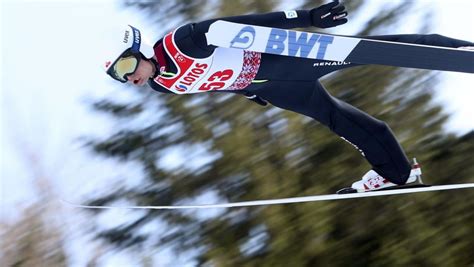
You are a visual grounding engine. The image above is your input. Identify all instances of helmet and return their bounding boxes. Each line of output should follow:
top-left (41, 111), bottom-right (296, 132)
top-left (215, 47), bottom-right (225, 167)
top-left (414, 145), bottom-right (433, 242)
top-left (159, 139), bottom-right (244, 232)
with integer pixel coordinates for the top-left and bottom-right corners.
top-left (103, 25), bottom-right (155, 81)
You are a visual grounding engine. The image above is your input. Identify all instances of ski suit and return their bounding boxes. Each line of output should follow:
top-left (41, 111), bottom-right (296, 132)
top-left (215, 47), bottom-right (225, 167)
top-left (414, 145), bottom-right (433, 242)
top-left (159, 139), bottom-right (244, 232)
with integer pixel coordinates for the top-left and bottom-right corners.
top-left (147, 10), bottom-right (474, 184)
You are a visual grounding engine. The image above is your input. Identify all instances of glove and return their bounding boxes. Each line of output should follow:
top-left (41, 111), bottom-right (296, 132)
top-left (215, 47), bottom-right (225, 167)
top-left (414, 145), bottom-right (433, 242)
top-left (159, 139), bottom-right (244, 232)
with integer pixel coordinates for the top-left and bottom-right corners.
top-left (310, 1), bottom-right (348, 28)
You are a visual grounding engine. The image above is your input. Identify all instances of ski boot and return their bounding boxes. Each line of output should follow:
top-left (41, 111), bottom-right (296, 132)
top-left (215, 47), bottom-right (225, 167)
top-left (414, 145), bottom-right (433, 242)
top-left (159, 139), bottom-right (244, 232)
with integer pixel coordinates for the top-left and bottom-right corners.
top-left (337, 158), bottom-right (429, 194)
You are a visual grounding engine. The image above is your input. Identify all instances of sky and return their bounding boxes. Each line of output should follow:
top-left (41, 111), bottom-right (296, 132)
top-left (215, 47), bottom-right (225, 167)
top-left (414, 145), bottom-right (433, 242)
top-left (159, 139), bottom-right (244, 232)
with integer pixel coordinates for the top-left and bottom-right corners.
top-left (1, 0), bottom-right (473, 266)
top-left (0, 1), bottom-right (184, 266)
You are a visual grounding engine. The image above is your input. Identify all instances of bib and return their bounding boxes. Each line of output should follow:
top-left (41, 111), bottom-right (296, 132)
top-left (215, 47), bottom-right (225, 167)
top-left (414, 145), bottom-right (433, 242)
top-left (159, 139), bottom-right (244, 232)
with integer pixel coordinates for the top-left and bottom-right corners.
top-left (154, 29), bottom-right (261, 94)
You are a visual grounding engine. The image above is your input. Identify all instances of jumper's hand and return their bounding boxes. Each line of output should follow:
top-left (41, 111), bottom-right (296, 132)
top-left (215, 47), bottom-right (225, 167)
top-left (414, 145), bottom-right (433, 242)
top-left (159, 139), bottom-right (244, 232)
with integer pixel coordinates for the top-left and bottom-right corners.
top-left (310, 1), bottom-right (348, 28)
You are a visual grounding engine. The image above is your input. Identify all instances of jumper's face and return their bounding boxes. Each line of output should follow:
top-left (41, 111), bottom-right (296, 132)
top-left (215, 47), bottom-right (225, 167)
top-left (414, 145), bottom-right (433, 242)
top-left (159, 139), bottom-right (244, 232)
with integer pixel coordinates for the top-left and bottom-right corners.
top-left (126, 58), bottom-right (155, 86)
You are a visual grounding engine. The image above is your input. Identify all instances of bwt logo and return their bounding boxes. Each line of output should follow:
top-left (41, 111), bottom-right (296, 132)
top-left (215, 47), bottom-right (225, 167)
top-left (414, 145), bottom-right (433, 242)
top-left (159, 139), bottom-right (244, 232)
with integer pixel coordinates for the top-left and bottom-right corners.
top-left (265, 29), bottom-right (335, 60)
top-left (230, 27), bottom-right (335, 59)
top-left (230, 26), bottom-right (256, 49)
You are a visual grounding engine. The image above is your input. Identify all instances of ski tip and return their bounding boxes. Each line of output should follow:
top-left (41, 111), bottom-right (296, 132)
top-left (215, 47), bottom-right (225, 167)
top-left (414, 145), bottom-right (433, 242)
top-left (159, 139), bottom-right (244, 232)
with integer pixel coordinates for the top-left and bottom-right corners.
top-left (336, 187), bottom-right (358, 194)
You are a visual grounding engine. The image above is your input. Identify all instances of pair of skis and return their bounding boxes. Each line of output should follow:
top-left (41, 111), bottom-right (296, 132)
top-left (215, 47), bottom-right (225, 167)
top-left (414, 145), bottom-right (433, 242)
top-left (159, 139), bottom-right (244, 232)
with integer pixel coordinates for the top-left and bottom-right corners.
top-left (65, 159), bottom-right (473, 210)
top-left (66, 22), bottom-right (473, 210)
top-left (206, 20), bottom-right (474, 73)
top-left (64, 184), bottom-right (474, 210)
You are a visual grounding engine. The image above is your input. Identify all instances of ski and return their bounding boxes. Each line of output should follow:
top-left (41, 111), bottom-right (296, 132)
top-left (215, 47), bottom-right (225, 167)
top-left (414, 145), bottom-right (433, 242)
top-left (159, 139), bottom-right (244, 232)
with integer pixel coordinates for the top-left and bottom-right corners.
top-left (336, 183), bottom-right (431, 194)
top-left (206, 20), bottom-right (474, 73)
top-left (63, 183), bottom-right (474, 210)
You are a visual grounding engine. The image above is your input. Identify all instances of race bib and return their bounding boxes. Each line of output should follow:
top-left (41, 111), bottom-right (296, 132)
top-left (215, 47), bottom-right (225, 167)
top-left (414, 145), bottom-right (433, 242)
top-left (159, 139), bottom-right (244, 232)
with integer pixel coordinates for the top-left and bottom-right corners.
top-left (155, 31), bottom-right (244, 94)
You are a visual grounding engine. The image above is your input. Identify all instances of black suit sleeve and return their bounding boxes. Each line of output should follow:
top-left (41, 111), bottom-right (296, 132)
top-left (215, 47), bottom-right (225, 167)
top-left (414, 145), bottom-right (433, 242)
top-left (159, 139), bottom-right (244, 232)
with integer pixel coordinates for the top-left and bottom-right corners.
top-left (194, 10), bottom-right (312, 33)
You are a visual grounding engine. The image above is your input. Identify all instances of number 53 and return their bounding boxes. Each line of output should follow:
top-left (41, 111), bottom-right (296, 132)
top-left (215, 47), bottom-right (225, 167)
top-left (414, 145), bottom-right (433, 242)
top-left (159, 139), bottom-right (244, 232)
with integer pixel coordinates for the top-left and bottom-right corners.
top-left (199, 69), bottom-right (234, 91)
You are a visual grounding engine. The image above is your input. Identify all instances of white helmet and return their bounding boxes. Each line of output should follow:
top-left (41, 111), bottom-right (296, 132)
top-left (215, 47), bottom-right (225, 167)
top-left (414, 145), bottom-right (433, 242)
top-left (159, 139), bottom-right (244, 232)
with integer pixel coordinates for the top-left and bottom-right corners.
top-left (103, 25), bottom-right (155, 82)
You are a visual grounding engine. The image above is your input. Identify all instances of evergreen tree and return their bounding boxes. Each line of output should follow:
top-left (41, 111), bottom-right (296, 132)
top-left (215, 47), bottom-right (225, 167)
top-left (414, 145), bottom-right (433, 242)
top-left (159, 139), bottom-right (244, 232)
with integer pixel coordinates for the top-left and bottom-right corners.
top-left (1, 205), bottom-right (68, 267)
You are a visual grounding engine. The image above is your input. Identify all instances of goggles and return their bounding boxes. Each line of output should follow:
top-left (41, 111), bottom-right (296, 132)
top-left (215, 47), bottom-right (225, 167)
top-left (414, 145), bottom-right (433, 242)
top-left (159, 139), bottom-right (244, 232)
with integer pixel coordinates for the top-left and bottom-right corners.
top-left (106, 25), bottom-right (148, 83)
top-left (106, 49), bottom-right (142, 83)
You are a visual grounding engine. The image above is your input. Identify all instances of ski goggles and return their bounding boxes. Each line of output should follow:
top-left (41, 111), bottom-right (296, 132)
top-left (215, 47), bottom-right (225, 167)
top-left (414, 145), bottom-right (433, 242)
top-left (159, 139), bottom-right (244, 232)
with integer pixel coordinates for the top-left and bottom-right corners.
top-left (106, 49), bottom-right (142, 83)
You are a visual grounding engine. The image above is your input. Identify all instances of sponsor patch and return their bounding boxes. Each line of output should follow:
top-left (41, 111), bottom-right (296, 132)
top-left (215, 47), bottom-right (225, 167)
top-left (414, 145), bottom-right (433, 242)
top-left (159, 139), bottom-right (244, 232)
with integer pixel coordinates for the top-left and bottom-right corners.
top-left (230, 26), bottom-right (256, 49)
top-left (284, 10), bottom-right (298, 19)
top-left (313, 61), bottom-right (351, 67)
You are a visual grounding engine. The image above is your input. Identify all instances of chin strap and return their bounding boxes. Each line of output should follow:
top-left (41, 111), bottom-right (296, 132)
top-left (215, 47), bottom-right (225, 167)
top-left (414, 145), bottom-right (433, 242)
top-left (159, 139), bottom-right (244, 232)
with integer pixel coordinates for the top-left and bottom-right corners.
top-left (148, 57), bottom-right (160, 79)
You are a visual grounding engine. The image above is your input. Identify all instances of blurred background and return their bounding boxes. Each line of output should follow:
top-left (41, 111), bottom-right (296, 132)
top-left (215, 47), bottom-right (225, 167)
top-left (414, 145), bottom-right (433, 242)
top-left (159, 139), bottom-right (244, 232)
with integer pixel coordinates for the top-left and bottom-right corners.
top-left (1, 0), bottom-right (473, 266)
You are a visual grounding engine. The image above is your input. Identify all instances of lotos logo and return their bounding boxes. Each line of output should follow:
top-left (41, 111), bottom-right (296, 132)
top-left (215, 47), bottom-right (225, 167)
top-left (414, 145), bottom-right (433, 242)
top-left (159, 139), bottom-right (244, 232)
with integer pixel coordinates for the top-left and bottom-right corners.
top-left (230, 26), bottom-right (256, 49)
top-left (265, 29), bottom-right (334, 60)
top-left (178, 63), bottom-right (208, 87)
top-left (174, 84), bottom-right (188, 92)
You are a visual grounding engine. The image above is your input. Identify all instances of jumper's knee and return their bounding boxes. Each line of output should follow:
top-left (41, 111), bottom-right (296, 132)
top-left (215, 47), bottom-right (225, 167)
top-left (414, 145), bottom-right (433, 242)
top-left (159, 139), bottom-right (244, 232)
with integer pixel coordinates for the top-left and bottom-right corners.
top-left (306, 86), bottom-right (335, 127)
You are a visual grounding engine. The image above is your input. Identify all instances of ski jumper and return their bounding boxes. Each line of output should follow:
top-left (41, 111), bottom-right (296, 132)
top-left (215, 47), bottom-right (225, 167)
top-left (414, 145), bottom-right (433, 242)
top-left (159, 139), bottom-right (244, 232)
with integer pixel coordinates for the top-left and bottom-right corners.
top-left (148, 10), bottom-right (474, 184)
